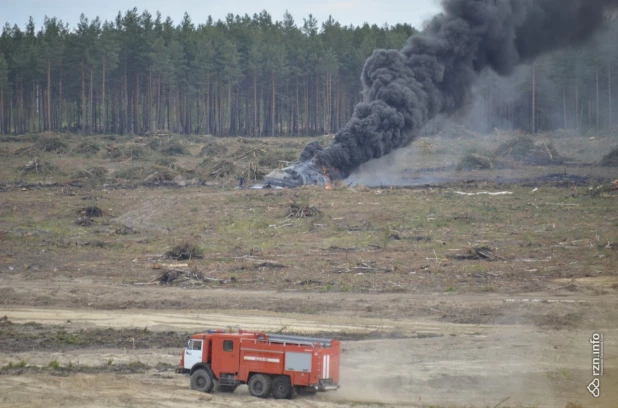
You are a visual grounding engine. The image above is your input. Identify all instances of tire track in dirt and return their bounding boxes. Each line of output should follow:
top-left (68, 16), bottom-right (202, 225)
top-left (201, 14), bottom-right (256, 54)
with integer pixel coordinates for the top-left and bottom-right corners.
top-left (0, 307), bottom-right (395, 333)
top-left (1, 306), bottom-right (616, 407)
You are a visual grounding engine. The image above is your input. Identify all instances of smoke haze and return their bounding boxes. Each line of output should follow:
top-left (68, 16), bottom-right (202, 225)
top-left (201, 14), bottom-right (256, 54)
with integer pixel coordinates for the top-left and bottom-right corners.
top-left (306, 0), bottom-right (618, 178)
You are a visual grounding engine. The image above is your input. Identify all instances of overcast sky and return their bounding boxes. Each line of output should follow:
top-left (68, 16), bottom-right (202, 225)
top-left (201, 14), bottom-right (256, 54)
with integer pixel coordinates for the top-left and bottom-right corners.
top-left (1, 0), bottom-right (442, 31)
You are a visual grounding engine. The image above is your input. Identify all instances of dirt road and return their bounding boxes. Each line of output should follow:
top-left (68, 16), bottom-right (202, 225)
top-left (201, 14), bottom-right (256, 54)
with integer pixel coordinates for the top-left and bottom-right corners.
top-left (1, 297), bottom-right (615, 408)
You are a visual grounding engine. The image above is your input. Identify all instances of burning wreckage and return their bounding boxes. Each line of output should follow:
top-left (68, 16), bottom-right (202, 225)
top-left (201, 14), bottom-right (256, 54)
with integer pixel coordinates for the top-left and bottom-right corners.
top-left (265, 0), bottom-right (618, 188)
top-left (263, 162), bottom-right (332, 189)
top-left (263, 141), bottom-right (335, 188)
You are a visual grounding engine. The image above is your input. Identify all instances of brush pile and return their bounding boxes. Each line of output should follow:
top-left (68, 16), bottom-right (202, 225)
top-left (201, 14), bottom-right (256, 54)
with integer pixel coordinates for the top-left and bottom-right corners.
top-left (77, 206), bottom-right (103, 218)
top-left (155, 269), bottom-right (228, 286)
top-left (457, 135), bottom-right (563, 171)
top-left (166, 243), bottom-right (204, 260)
top-left (447, 246), bottom-right (500, 261)
top-left (21, 159), bottom-right (57, 175)
top-left (287, 202), bottom-right (321, 218)
top-left (493, 135), bottom-right (561, 165)
top-left (199, 138), bottom-right (296, 181)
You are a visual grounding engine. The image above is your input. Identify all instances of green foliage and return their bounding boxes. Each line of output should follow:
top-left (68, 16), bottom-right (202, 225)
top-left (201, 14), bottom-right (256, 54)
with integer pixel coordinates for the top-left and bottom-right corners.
top-left (4, 8), bottom-right (618, 137)
top-left (166, 242), bottom-right (205, 260)
top-left (36, 137), bottom-right (69, 153)
top-left (55, 331), bottom-right (83, 345)
top-left (158, 140), bottom-right (189, 156)
top-left (48, 360), bottom-right (60, 370)
top-left (2, 360), bottom-right (27, 370)
top-left (104, 144), bottom-right (151, 161)
top-left (456, 153), bottom-right (492, 171)
top-left (0, 9), bottom-right (418, 137)
top-left (73, 140), bottom-right (101, 155)
top-left (102, 144), bottom-right (124, 160)
top-left (123, 145), bottom-right (151, 160)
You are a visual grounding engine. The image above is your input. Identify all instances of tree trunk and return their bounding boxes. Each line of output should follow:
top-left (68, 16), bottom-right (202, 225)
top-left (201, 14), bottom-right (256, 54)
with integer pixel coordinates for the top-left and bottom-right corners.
top-left (46, 60), bottom-right (51, 131)
top-left (102, 55), bottom-right (107, 134)
top-left (156, 75), bottom-right (161, 131)
top-left (253, 69), bottom-right (257, 136)
top-left (81, 61), bottom-right (86, 133)
top-left (183, 91), bottom-right (188, 134)
top-left (18, 82), bottom-right (23, 133)
top-left (124, 69), bottom-right (129, 134)
top-left (325, 72), bottom-right (329, 134)
top-left (295, 74), bottom-right (300, 135)
top-left (219, 86), bottom-right (224, 136)
top-left (134, 71), bottom-right (140, 135)
top-left (313, 74), bottom-right (323, 133)
top-left (89, 66), bottom-right (94, 133)
top-left (271, 72), bottom-right (276, 136)
top-left (37, 83), bottom-right (41, 131)
top-left (305, 74), bottom-right (309, 134)
top-left (228, 80), bottom-right (232, 135)
top-left (205, 77), bottom-right (210, 134)
top-left (58, 77), bottom-right (62, 132)
top-left (166, 88), bottom-right (170, 130)
top-left (147, 68), bottom-right (152, 134)
top-left (31, 81), bottom-right (36, 132)
top-left (0, 80), bottom-right (4, 133)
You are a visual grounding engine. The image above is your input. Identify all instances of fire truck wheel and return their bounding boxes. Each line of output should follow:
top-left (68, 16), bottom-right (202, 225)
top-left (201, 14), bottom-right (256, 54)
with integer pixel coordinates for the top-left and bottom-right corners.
top-left (190, 369), bottom-right (214, 393)
top-left (248, 373), bottom-right (272, 398)
top-left (272, 375), bottom-right (293, 399)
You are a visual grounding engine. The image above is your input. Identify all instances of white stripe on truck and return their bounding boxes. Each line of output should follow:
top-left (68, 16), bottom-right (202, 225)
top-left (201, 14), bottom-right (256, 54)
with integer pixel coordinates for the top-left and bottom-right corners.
top-left (322, 354), bottom-right (330, 378)
top-left (244, 356), bottom-right (280, 363)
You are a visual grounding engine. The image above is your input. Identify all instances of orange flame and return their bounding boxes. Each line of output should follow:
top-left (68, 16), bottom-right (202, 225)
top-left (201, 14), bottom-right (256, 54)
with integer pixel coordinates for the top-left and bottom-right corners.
top-left (322, 166), bottom-right (333, 190)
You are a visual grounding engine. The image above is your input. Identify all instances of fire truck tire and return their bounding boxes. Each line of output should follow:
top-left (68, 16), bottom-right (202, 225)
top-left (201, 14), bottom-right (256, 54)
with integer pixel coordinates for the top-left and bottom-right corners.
top-left (190, 369), bottom-right (214, 393)
top-left (272, 375), bottom-right (293, 399)
top-left (248, 373), bottom-right (272, 398)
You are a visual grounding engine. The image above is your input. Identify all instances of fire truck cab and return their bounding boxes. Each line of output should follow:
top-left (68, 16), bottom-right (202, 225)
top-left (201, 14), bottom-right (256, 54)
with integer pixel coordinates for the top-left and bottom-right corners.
top-left (177, 329), bottom-right (340, 399)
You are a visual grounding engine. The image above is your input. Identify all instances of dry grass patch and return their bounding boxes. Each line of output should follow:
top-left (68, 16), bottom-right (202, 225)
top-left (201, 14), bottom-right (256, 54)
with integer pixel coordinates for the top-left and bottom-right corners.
top-left (20, 158), bottom-right (58, 175)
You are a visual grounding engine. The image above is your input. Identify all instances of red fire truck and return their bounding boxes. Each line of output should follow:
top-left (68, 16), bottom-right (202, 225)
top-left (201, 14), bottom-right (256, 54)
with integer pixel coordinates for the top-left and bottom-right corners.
top-left (176, 329), bottom-right (340, 399)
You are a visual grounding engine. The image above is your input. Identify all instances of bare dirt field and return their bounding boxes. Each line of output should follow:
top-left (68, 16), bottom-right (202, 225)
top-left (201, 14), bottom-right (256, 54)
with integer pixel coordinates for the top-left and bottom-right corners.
top-left (1, 132), bottom-right (617, 407)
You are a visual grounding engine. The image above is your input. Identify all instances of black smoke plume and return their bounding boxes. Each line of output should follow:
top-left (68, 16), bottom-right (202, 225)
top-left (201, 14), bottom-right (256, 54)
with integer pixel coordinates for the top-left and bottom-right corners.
top-left (304, 0), bottom-right (618, 179)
